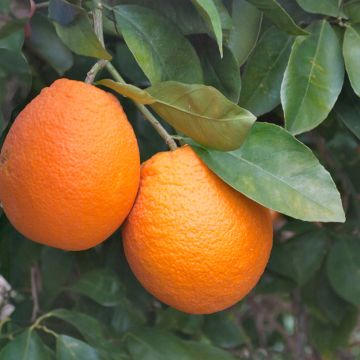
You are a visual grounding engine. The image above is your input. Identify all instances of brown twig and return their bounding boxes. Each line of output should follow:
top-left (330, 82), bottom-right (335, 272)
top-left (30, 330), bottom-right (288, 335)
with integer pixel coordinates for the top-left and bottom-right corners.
top-left (30, 264), bottom-right (41, 322)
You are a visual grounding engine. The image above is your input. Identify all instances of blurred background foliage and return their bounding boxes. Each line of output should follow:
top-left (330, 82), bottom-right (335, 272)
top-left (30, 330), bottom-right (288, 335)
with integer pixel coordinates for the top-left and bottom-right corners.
top-left (0, 0), bottom-right (359, 359)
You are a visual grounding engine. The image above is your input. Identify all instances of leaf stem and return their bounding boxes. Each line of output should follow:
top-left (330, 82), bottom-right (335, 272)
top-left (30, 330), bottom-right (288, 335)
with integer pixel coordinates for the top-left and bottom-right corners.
top-left (85, 2), bottom-right (177, 150)
top-left (35, 1), bottom-right (49, 9)
top-left (85, 2), bottom-right (107, 84)
top-left (105, 62), bottom-right (178, 150)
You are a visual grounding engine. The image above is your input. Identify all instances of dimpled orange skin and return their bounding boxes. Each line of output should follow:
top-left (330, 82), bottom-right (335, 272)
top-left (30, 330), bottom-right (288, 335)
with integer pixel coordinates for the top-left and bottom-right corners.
top-left (123, 146), bottom-right (273, 314)
top-left (0, 78), bottom-right (140, 251)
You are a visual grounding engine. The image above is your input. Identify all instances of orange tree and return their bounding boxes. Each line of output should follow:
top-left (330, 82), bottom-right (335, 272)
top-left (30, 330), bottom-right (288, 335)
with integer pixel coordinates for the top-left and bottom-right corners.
top-left (0, 0), bottom-right (359, 359)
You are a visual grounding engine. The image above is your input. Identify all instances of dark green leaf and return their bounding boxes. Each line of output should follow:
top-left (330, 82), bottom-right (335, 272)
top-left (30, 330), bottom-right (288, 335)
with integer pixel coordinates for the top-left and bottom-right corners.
top-left (0, 28), bottom-right (24, 50)
top-left (203, 312), bottom-right (245, 348)
top-left (125, 328), bottom-right (235, 360)
top-left (327, 236), bottom-right (360, 305)
top-left (246, 0), bottom-right (308, 35)
top-left (191, 0), bottom-right (223, 56)
top-left (227, 0), bottom-right (262, 66)
top-left (185, 341), bottom-right (236, 360)
top-left (192, 122), bottom-right (345, 222)
top-left (333, 85), bottom-right (360, 139)
top-left (309, 306), bottom-right (358, 355)
top-left (268, 231), bottom-right (327, 285)
top-left (343, 24), bottom-right (360, 96)
top-left (111, 300), bottom-right (146, 334)
top-left (112, 5), bottom-right (203, 84)
top-left (0, 329), bottom-right (51, 360)
top-left (27, 14), bottom-right (73, 75)
top-left (344, 0), bottom-right (360, 24)
top-left (125, 329), bottom-right (191, 360)
top-left (240, 27), bottom-right (293, 116)
top-left (70, 269), bottom-right (124, 306)
top-left (197, 40), bottom-right (241, 103)
top-left (281, 20), bottom-right (344, 135)
top-left (156, 308), bottom-right (204, 336)
top-left (48, 0), bottom-right (83, 26)
top-left (100, 80), bottom-right (255, 151)
top-left (296, 0), bottom-right (345, 18)
top-left (50, 309), bottom-right (106, 347)
top-left (53, 12), bottom-right (111, 60)
top-left (302, 265), bottom-right (352, 325)
top-left (56, 335), bottom-right (101, 360)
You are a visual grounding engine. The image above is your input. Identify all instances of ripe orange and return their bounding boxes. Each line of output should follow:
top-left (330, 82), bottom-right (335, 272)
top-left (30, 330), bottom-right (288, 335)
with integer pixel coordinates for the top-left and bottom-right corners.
top-left (0, 79), bottom-right (140, 251)
top-left (123, 146), bottom-right (273, 314)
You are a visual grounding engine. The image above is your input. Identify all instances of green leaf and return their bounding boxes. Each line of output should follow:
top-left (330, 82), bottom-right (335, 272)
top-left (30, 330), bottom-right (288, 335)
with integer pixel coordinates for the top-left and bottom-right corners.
top-left (197, 40), bottom-right (241, 103)
top-left (125, 328), bottom-right (235, 360)
top-left (203, 313), bottom-right (245, 348)
top-left (53, 12), bottom-right (111, 60)
top-left (112, 5), bottom-right (203, 84)
top-left (48, 0), bottom-right (83, 26)
top-left (192, 122), bottom-right (345, 222)
top-left (125, 329), bottom-right (191, 360)
top-left (268, 231), bottom-right (327, 285)
top-left (56, 335), bottom-right (101, 360)
top-left (27, 13), bottom-right (73, 75)
top-left (240, 26), bottom-right (293, 116)
top-left (296, 0), bottom-right (345, 18)
top-left (343, 24), bottom-right (360, 96)
top-left (0, 28), bottom-right (24, 50)
top-left (191, 0), bottom-right (223, 56)
top-left (281, 20), bottom-right (344, 135)
top-left (344, 0), bottom-right (360, 24)
top-left (327, 236), bottom-right (360, 305)
top-left (227, 0), bottom-right (262, 66)
top-left (70, 269), bottom-right (124, 306)
top-left (185, 342), bottom-right (236, 360)
top-left (0, 329), bottom-right (51, 360)
top-left (333, 85), bottom-right (360, 139)
top-left (156, 308), bottom-right (204, 336)
top-left (147, 81), bottom-right (255, 151)
top-left (49, 309), bottom-right (106, 347)
top-left (308, 306), bottom-right (358, 356)
top-left (302, 265), bottom-right (352, 325)
top-left (100, 80), bottom-right (255, 151)
top-left (246, 0), bottom-right (308, 35)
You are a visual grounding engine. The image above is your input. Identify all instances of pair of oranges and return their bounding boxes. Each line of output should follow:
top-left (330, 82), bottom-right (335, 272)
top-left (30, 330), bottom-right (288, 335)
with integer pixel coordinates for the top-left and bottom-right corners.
top-left (0, 79), bottom-right (272, 314)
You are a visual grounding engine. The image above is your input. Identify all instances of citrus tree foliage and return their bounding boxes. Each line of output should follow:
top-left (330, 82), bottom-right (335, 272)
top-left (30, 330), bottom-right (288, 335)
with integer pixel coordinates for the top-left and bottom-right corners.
top-left (0, 0), bottom-right (359, 359)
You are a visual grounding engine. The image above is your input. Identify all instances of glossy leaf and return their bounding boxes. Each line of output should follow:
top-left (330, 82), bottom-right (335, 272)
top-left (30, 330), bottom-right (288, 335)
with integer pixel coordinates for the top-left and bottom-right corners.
top-left (27, 13), bottom-right (73, 75)
top-left (240, 27), bottom-right (293, 115)
top-left (268, 231), bottom-right (327, 285)
top-left (197, 40), bottom-right (241, 102)
top-left (70, 269), bottom-right (124, 306)
top-left (125, 328), bottom-right (235, 360)
top-left (343, 24), bottom-right (360, 96)
top-left (100, 80), bottom-right (255, 151)
top-left (333, 86), bottom-right (360, 139)
top-left (281, 20), bottom-right (344, 135)
top-left (0, 329), bottom-right (51, 359)
top-left (191, 0), bottom-right (223, 56)
top-left (327, 237), bottom-right (360, 305)
top-left (246, 0), bottom-right (308, 35)
top-left (296, 0), bottom-right (345, 18)
top-left (53, 13), bottom-right (111, 60)
top-left (112, 5), bottom-right (203, 84)
top-left (50, 309), bottom-right (106, 346)
top-left (192, 122), bottom-right (345, 222)
top-left (56, 335), bottom-right (101, 360)
top-left (227, 0), bottom-right (262, 66)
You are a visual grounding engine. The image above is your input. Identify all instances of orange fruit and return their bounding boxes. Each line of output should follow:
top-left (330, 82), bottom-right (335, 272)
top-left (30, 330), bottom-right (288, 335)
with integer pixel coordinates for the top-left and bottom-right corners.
top-left (123, 146), bottom-right (273, 314)
top-left (0, 79), bottom-right (140, 251)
